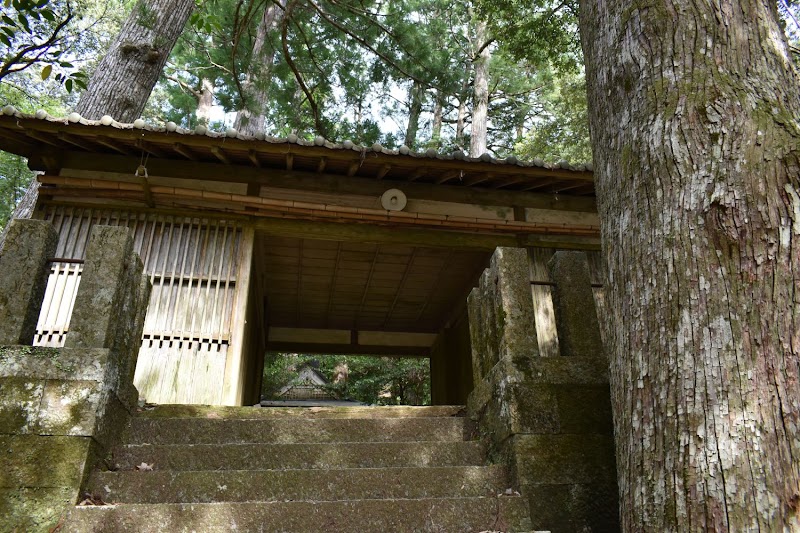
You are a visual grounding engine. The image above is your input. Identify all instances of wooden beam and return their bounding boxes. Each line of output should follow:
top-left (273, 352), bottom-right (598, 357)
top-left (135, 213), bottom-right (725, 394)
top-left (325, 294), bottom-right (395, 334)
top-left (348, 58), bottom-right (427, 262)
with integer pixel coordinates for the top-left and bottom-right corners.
top-left (266, 341), bottom-right (429, 357)
top-left (254, 217), bottom-right (600, 250)
top-left (347, 161), bottom-right (360, 177)
top-left (56, 152), bottom-right (598, 212)
top-left (376, 164), bottom-right (391, 180)
top-left (210, 146), bottom-right (231, 165)
top-left (135, 138), bottom-right (168, 158)
top-left (316, 157), bottom-right (327, 173)
top-left (58, 132), bottom-right (97, 152)
top-left (23, 130), bottom-right (65, 148)
top-left (409, 168), bottom-right (426, 182)
top-left (95, 136), bottom-right (136, 156)
top-left (174, 143), bottom-right (199, 161)
top-left (436, 170), bottom-right (461, 185)
top-left (248, 150), bottom-right (261, 168)
top-left (490, 176), bottom-right (526, 189)
top-left (285, 152), bottom-right (294, 171)
top-left (464, 173), bottom-right (490, 186)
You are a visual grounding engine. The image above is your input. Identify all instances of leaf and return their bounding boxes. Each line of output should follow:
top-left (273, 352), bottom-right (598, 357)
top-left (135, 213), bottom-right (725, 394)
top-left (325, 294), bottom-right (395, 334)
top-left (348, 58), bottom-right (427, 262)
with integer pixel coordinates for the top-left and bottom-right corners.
top-left (40, 64), bottom-right (51, 80)
top-left (65, 78), bottom-right (72, 92)
top-left (40, 9), bottom-right (54, 21)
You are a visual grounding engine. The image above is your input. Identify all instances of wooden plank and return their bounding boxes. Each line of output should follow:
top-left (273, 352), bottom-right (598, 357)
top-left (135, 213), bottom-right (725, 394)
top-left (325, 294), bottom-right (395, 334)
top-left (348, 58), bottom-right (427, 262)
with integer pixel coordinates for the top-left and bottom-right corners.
top-left (54, 152), bottom-right (597, 211)
top-left (222, 225), bottom-right (254, 406)
top-left (528, 247), bottom-right (560, 357)
top-left (266, 341), bottom-right (429, 357)
top-left (254, 216), bottom-right (600, 250)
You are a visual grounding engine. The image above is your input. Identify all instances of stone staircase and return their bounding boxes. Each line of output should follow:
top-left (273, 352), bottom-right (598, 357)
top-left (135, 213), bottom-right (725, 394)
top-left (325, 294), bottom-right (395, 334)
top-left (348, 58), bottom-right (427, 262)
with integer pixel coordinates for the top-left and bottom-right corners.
top-left (61, 405), bottom-right (532, 532)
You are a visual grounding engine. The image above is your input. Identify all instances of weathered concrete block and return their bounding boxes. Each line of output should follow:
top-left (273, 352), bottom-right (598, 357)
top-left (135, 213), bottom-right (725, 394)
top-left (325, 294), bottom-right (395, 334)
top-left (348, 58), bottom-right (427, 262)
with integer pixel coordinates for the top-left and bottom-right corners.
top-left (524, 482), bottom-right (620, 533)
top-left (510, 434), bottom-right (617, 486)
top-left (0, 346), bottom-right (108, 382)
top-left (0, 220), bottom-right (57, 345)
top-left (0, 377), bottom-right (44, 434)
top-left (548, 251), bottom-right (604, 357)
top-left (1, 435), bottom-right (94, 488)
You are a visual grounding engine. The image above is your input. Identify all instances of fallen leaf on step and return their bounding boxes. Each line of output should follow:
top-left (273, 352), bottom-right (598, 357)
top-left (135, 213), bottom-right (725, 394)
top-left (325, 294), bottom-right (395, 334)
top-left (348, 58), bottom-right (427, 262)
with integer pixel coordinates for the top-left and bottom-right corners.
top-left (135, 462), bottom-right (154, 471)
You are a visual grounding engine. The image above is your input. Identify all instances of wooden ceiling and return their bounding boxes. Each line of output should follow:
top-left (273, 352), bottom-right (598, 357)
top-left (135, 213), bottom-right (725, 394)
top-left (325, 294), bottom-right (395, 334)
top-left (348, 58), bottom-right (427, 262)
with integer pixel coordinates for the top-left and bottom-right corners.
top-left (256, 233), bottom-right (489, 334)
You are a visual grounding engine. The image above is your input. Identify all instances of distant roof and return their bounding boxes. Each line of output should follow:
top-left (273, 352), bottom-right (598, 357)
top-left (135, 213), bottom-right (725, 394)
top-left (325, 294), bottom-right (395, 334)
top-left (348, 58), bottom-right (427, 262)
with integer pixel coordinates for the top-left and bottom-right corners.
top-left (0, 106), bottom-right (595, 196)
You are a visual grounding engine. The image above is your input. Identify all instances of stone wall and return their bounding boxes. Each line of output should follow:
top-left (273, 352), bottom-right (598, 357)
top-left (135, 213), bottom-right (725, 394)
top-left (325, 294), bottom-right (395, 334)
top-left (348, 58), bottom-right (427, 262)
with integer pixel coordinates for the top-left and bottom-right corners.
top-left (467, 247), bottom-right (619, 532)
top-left (0, 221), bottom-right (150, 532)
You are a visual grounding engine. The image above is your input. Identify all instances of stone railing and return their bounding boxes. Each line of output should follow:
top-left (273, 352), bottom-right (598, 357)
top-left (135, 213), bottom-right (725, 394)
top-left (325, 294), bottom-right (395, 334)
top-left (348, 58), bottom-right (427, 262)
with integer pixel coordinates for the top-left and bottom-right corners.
top-left (467, 247), bottom-right (618, 532)
top-left (0, 220), bottom-right (150, 532)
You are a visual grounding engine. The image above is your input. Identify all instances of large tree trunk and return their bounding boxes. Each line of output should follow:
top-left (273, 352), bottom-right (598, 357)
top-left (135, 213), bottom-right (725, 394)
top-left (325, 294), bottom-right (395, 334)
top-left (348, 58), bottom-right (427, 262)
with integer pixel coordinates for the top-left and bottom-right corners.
top-left (0, 0), bottom-right (194, 252)
top-left (470, 21), bottom-right (490, 158)
top-left (404, 81), bottom-right (424, 148)
top-left (233, 1), bottom-right (285, 136)
top-left (195, 78), bottom-right (215, 126)
top-left (76, 0), bottom-right (194, 122)
top-left (429, 91), bottom-right (443, 149)
top-left (580, 0), bottom-right (800, 530)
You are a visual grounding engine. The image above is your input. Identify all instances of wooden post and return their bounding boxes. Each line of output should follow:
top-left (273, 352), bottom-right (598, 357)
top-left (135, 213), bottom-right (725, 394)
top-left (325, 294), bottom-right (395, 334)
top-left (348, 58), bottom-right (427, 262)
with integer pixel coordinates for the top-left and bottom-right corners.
top-left (222, 226), bottom-right (255, 406)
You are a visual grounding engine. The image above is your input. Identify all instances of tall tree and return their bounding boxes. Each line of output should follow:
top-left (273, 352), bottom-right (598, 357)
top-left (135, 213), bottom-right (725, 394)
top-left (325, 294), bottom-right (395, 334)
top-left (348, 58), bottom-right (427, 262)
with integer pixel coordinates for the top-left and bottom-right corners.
top-left (1, 0), bottom-right (195, 251)
top-left (469, 18), bottom-right (490, 157)
top-left (76, 0), bottom-right (195, 121)
top-left (580, 0), bottom-right (800, 530)
top-left (232, 0), bottom-right (285, 135)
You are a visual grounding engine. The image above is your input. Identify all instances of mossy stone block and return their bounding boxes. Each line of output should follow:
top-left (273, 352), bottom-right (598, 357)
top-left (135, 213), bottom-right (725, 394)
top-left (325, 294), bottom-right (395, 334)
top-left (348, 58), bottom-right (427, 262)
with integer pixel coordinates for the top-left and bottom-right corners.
top-left (0, 220), bottom-right (57, 346)
top-left (555, 384), bottom-right (614, 434)
top-left (511, 433), bottom-right (617, 485)
top-left (38, 380), bottom-right (103, 436)
top-left (0, 486), bottom-right (78, 533)
top-left (524, 482), bottom-right (620, 533)
top-left (0, 435), bottom-right (93, 488)
top-left (516, 356), bottom-right (610, 384)
top-left (0, 378), bottom-right (44, 434)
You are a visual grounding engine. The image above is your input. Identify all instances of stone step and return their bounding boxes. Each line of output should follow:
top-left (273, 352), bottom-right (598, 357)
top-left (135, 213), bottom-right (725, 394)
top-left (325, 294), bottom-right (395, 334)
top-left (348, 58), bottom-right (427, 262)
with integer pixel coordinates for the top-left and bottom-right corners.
top-left (89, 466), bottom-right (510, 504)
top-left (63, 496), bottom-right (533, 533)
top-left (112, 441), bottom-right (486, 471)
top-left (136, 404), bottom-right (467, 420)
top-left (126, 416), bottom-right (468, 445)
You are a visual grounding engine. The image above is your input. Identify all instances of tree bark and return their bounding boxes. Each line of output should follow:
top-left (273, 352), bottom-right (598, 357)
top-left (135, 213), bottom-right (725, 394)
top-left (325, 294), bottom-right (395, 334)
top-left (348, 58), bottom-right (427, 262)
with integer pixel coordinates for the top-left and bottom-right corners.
top-left (404, 81), bottom-right (424, 148)
top-left (580, 0), bottom-right (800, 530)
top-left (233, 1), bottom-right (285, 136)
top-left (0, 0), bottom-right (195, 253)
top-left (429, 91), bottom-right (444, 149)
top-left (195, 78), bottom-right (215, 126)
top-left (76, 0), bottom-right (195, 122)
top-left (470, 21), bottom-right (490, 158)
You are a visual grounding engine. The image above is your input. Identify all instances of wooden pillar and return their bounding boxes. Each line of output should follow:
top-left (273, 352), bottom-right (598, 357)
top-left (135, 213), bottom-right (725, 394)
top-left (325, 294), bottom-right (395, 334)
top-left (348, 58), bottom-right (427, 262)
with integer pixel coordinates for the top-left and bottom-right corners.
top-left (222, 226), bottom-right (255, 406)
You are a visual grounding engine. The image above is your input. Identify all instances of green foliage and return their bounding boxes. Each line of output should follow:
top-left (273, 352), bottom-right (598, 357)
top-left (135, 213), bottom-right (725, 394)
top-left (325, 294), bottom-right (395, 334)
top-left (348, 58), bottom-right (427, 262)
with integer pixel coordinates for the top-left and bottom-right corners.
top-left (263, 353), bottom-right (431, 406)
top-left (0, 150), bottom-right (34, 233)
top-left (475, 0), bottom-right (581, 71)
top-left (515, 71), bottom-right (592, 163)
top-left (0, 0), bottom-right (88, 91)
